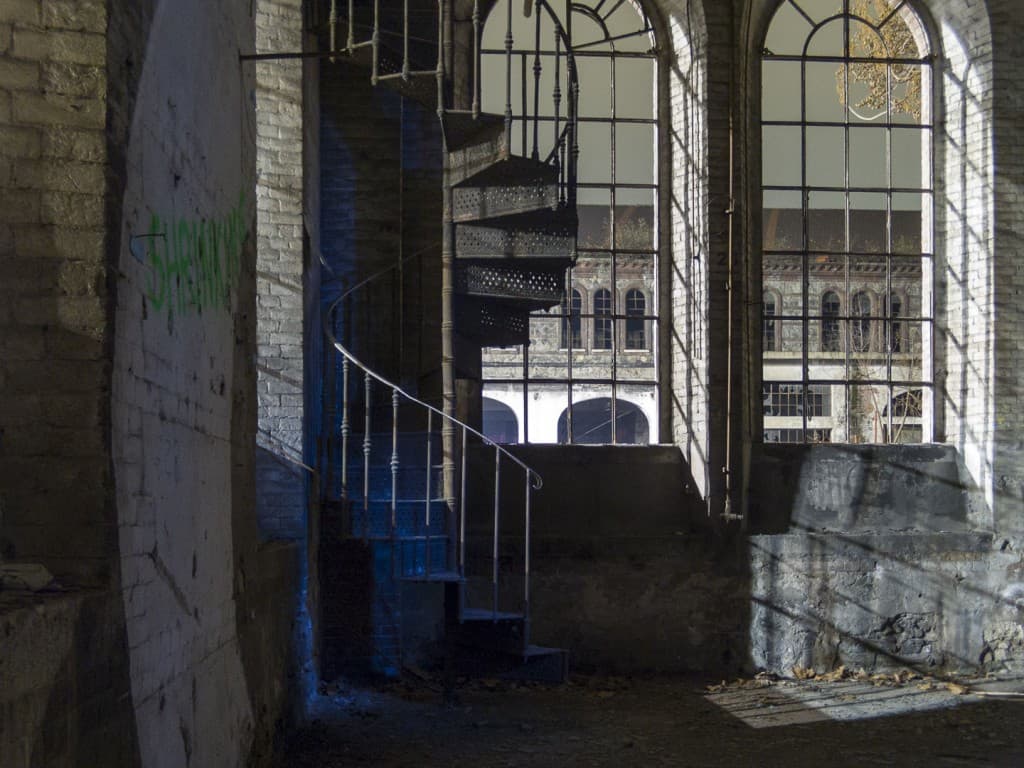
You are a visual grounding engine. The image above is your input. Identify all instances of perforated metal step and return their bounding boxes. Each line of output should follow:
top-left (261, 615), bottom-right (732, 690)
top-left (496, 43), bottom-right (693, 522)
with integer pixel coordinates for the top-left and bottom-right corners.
top-left (455, 260), bottom-right (566, 309)
top-left (456, 207), bottom-right (576, 260)
top-left (454, 296), bottom-right (531, 348)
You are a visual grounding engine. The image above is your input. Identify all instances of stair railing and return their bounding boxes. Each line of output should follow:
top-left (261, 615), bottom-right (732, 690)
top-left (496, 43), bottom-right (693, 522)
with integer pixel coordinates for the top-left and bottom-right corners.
top-left (481, 0), bottom-right (579, 208)
top-left (322, 250), bottom-right (543, 621)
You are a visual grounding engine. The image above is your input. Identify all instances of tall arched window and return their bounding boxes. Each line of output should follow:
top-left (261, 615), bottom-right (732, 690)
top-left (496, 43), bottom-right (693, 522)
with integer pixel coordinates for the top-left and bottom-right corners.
top-left (593, 289), bottom-right (613, 350)
top-left (762, 0), bottom-right (933, 444)
top-left (852, 291), bottom-right (871, 352)
top-left (763, 291), bottom-right (778, 352)
top-left (478, 0), bottom-right (660, 445)
top-left (625, 289), bottom-right (646, 350)
top-left (561, 288), bottom-right (583, 349)
top-left (821, 291), bottom-right (841, 352)
top-left (888, 292), bottom-right (902, 353)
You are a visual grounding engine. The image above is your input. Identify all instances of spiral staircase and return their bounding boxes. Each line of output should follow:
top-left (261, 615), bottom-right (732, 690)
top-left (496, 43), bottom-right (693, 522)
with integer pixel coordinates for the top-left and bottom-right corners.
top-left (318, 0), bottom-right (577, 682)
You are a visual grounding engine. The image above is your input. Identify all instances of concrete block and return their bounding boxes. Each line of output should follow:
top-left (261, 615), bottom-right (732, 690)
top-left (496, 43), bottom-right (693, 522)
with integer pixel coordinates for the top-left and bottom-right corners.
top-left (0, 124), bottom-right (41, 158)
top-left (0, 0), bottom-right (39, 24)
top-left (0, 57), bottom-right (39, 89)
top-left (11, 28), bottom-right (105, 66)
top-left (12, 91), bottom-right (103, 128)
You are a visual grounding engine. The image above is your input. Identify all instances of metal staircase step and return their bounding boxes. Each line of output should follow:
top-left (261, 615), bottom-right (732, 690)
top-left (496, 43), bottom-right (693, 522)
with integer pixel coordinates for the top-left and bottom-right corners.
top-left (456, 212), bottom-right (576, 261)
top-left (442, 112), bottom-right (506, 153)
top-left (401, 569), bottom-right (463, 583)
top-left (456, 608), bottom-right (527, 655)
top-left (455, 260), bottom-right (566, 308)
top-left (453, 161), bottom-right (559, 223)
top-left (454, 296), bottom-right (530, 348)
top-left (446, 122), bottom-right (510, 185)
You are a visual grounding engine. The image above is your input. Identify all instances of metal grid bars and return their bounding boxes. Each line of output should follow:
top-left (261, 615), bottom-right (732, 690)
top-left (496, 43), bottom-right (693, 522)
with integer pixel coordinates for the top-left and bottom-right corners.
top-left (761, 0), bottom-right (934, 445)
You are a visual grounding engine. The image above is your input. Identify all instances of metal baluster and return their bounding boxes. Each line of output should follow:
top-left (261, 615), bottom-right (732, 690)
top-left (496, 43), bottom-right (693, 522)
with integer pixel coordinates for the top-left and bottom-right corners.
top-left (402, 0), bottom-right (410, 80)
top-left (341, 356), bottom-right (350, 500)
top-left (363, 372), bottom-right (372, 540)
top-left (521, 54), bottom-right (528, 155)
top-left (567, 0), bottom-right (578, 209)
top-left (504, 0), bottom-right (513, 142)
top-left (346, 0), bottom-right (354, 52)
top-left (553, 33), bottom-right (562, 203)
top-left (425, 410), bottom-right (433, 578)
top-left (459, 425), bottom-right (467, 575)
top-left (532, 0), bottom-right (542, 160)
top-left (371, 0), bottom-right (380, 85)
top-left (472, 0), bottom-right (481, 118)
top-left (492, 446), bottom-right (500, 620)
top-left (330, 0), bottom-right (338, 62)
top-left (390, 388), bottom-right (399, 538)
top-left (524, 469), bottom-right (531, 629)
top-left (436, 0), bottom-right (444, 115)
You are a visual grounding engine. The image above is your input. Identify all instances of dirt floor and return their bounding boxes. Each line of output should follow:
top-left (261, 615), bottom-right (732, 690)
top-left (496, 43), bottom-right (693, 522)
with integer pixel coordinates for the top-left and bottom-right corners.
top-left (279, 671), bottom-right (1024, 767)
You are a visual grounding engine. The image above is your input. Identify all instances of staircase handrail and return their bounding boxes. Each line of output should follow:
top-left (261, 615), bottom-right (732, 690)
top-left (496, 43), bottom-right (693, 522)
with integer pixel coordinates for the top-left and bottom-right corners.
top-left (322, 250), bottom-right (544, 491)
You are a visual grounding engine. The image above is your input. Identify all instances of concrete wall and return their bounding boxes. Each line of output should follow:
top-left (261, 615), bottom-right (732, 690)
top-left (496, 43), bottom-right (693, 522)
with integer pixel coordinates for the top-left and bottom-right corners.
top-left (2, 0), bottom-right (306, 765)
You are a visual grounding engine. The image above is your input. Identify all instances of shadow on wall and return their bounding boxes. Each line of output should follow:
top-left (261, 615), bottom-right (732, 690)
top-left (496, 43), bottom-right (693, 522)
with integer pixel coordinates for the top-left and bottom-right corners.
top-left (745, 443), bottom-right (1024, 676)
top-left (467, 444), bottom-right (754, 675)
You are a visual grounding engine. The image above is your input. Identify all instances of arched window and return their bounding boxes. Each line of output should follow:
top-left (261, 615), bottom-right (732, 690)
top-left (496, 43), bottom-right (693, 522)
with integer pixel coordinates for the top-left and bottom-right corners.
top-left (478, 0), bottom-right (660, 444)
top-left (821, 291), bottom-right (840, 352)
top-left (888, 292), bottom-right (902, 353)
top-left (625, 289), bottom-right (646, 350)
top-left (557, 398), bottom-right (649, 445)
top-left (763, 291), bottom-right (778, 352)
top-left (762, 0), bottom-right (934, 443)
top-left (852, 291), bottom-right (871, 352)
top-left (593, 289), bottom-right (613, 350)
top-left (482, 398), bottom-right (519, 444)
top-left (561, 288), bottom-right (583, 349)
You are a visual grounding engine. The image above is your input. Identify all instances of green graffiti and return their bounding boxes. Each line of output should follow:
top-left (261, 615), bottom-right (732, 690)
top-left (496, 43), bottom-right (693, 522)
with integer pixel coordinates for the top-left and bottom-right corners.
top-left (144, 192), bottom-right (247, 317)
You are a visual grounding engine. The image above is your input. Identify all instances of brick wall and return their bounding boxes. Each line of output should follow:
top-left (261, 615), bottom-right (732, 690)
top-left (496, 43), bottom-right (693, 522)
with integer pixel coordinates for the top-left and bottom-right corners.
top-left (255, 0), bottom-right (308, 540)
top-left (0, 0), bottom-right (112, 585)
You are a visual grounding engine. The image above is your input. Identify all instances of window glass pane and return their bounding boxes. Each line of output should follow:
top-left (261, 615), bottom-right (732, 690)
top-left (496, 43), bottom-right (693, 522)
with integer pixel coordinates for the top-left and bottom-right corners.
top-left (891, 127), bottom-right (924, 189)
top-left (763, 126), bottom-right (803, 187)
top-left (577, 123), bottom-right (611, 183)
top-left (797, 0), bottom-right (844, 26)
top-left (848, 384), bottom-right (885, 443)
top-left (806, 18), bottom-right (844, 57)
top-left (892, 192), bottom-right (929, 253)
top-left (806, 62), bottom-right (847, 123)
top-left (808, 190), bottom-right (845, 251)
top-left (849, 127), bottom-right (888, 189)
top-left (850, 192), bottom-right (887, 253)
top-left (763, 60), bottom-right (802, 122)
top-left (615, 124), bottom-right (655, 185)
top-left (765, 2), bottom-right (813, 56)
top-left (578, 187), bottom-right (611, 249)
top-left (806, 126), bottom-right (845, 187)
top-left (577, 57), bottom-right (614, 118)
top-left (889, 64), bottom-right (925, 125)
top-left (615, 58), bottom-right (655, 119)
top-left (763, 191), bottom-right (803, 250)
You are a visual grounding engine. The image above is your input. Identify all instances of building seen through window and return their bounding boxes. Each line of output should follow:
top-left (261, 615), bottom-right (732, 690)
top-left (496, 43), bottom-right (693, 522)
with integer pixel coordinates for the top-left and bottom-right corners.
top-left (480, 0), bottom-right (658, 445)
top-left (761, 0), bottom-right (933, 444)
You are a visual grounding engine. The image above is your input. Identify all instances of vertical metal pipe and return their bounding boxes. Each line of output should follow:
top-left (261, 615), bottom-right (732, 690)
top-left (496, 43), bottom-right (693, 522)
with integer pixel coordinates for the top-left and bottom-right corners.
top-left (390, 388), bottom-right (399, 537)
top-left (330, 0), bottom-right (338, 62)
top-left (504, 0), bottom-right (514, 142)
top-left (522, 54), bottom-right (528, 153)
top-left (363, 372), bottom-right (372, 540)
top-left (459, 426), bottom-right (467, 574)
top-left (437, 0), bottom-right (445, 115)
top-left (472, 0), bottom-right (481, 117)
top-left (371, 0), bottom-right (380, 85)
top-left (346, 0), bottom-right (354, 52)
top-left (402, 0), bottom-right (410, 79)
top-left (425, 410), bottom-right (434, 577)
top-left (492, 446), bottom-right (501, 620)
top-left (522, 341), bottom-right (530, 443)
top-left (341, 355), bottom-right (350, 500)
top-left (553, 33), bottom-right (562, 200)
top-left (532, 1), bottom-right (541, 160)
top-left (523, 469), bottom-right (531, 624)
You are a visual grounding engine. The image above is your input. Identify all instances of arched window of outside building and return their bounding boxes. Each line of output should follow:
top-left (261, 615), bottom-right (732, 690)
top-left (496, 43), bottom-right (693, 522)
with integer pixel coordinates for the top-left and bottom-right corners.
top-left (625, 289), bottom-right (646, 350)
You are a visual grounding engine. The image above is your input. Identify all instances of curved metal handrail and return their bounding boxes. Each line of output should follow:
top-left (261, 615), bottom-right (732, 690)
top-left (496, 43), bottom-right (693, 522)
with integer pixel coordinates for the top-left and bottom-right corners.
top-left (322, 247), bottom-right (543, 490)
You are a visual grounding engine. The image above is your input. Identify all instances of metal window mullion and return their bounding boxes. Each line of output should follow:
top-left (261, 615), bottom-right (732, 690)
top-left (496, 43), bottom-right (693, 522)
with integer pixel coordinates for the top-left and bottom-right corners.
top-left (842, 11), bottom-right (852, 442)
top-left (566, 264), bottom-right (574, 443)
top-left (800, 56), bottom-right (810, 442)
top-left (609, 54), bottom-right (618, 444)
top-left (885, 60), bottom-right (895, 442)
